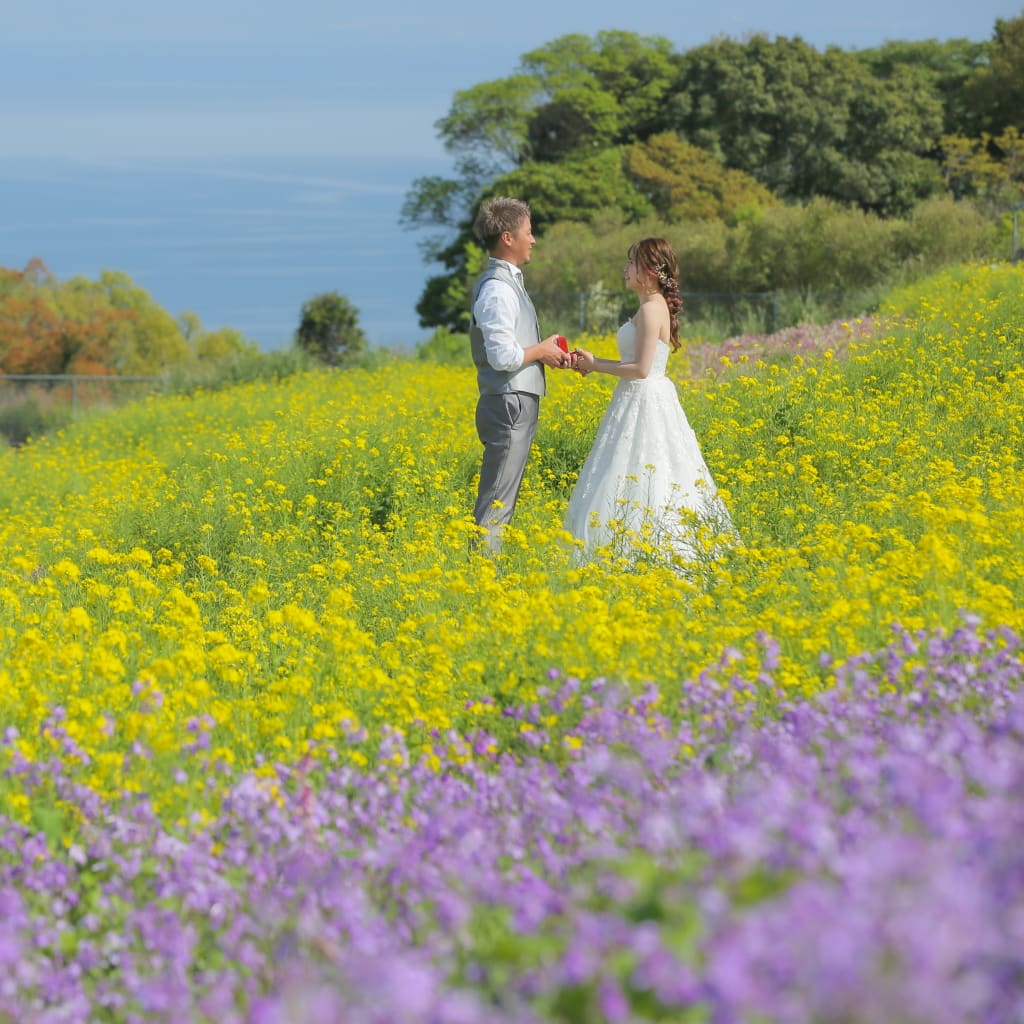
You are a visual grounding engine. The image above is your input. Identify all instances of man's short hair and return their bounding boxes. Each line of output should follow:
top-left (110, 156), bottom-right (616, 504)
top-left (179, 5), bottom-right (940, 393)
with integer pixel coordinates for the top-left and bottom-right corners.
top-left (473, 197), bottom-right (531, 249)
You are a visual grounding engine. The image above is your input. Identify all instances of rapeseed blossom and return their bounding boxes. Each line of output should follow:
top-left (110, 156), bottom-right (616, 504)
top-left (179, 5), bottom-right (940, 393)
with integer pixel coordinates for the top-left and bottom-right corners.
top-left (0, 262), bottom-right (1021, 816)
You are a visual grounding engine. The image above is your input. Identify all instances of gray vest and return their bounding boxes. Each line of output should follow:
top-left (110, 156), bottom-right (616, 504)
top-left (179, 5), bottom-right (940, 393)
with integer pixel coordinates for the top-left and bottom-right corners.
top-left (470, 261), bottom-right (546, 397)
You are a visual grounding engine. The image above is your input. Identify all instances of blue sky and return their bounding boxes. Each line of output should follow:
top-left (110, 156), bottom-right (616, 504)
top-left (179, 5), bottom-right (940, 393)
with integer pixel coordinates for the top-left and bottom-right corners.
top-left (3, 0), bottom-right (1020, 164)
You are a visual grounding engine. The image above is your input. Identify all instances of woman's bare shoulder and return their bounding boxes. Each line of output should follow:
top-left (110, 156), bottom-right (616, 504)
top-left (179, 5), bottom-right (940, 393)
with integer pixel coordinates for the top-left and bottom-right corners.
top-left (634, 298), bottom-right (670, 340)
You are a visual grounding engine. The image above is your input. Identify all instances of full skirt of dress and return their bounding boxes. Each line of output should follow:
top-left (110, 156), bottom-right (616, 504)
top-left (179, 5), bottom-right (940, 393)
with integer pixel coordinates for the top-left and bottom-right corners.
top-left (564, 372), bottom-right (733, 562)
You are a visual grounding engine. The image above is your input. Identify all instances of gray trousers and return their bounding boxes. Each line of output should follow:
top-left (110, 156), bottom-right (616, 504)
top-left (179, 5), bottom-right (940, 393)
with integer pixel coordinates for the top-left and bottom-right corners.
top-left (473, 391), bottom-right (540, 551)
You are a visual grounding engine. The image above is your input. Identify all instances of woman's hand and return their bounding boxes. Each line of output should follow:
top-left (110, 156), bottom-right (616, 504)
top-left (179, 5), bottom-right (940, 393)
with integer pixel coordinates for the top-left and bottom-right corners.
top-left (572, 348), bottom-right (595, 376)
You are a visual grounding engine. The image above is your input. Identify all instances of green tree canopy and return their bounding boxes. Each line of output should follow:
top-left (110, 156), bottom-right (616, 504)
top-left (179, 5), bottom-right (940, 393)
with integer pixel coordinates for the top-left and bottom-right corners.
top-left (67, 270), bottom-right (191, 375)
top-left (295, 292), bottom-right (367, 367)
top-left (402, 26), bottom-right (1008, 330)
top-left (414, 241), bottom-right (487, 335)
top-left (665, 34), bottom-right (944, 214)
top-left (401, 29), bottom-right (675, 239)
top-left (519, 30), bottom-right (677, 159)
top-left (965, 13), bottom-right (1024, 135)
top-left (485, 148), bottom-right (654, 231)
top-left (852, 37), bottom-right (991, 137)
top-left (435, 74), bottom-right (540, 174)
top-left (623, 132), bottom-right (778, 223)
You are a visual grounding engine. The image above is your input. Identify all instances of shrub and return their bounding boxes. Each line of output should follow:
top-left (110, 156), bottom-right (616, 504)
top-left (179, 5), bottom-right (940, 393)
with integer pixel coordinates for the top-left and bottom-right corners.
top-left (295, 291), bottom-right (368, 367)
top-left (0, 396), bottom-right (72, 447)
top-left (416, 327), bottom-right (473, 366)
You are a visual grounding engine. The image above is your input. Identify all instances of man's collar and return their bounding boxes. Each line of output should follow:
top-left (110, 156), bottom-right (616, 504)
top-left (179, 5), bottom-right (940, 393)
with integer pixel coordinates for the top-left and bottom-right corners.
top-left (489, 256), bottom-right (522, 276)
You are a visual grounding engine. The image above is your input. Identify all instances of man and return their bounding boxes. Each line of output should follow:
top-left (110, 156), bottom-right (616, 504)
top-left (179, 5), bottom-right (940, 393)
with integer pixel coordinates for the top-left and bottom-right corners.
top-left (469, 197), bottom-right (569, 552)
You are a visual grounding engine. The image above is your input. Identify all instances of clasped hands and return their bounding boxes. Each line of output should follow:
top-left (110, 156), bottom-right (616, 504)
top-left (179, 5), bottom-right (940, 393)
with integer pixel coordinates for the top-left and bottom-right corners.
top-left (542, 335), bottom-right (595, 377)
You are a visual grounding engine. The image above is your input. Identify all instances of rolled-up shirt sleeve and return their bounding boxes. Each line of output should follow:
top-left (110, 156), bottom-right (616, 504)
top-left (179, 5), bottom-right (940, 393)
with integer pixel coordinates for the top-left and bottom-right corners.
top-left (474, 278), bottom-right (525, 372)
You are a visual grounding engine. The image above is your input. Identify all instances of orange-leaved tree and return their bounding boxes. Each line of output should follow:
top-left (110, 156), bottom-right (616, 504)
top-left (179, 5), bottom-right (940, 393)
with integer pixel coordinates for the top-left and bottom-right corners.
top-left (0, 259), bottom-right (135, 375)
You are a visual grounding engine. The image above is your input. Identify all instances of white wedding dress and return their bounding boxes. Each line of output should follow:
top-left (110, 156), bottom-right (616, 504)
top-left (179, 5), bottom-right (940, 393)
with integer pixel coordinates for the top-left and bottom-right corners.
top-left (564, 320), bottom-right (734, 562)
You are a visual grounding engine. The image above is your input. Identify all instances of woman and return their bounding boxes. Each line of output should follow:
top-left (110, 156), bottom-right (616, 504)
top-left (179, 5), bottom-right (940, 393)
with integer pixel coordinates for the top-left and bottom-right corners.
top-left (565, 237), bottom-right (733, 562)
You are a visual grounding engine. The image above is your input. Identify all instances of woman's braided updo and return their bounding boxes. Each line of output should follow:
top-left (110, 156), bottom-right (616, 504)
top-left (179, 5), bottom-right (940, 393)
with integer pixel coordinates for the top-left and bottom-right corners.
top-left (628, 237), bottom-right (682, 351)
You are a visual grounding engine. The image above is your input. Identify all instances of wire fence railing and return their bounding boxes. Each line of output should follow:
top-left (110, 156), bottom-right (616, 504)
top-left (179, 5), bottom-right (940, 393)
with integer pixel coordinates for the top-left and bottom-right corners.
top-left (0, 373), bottom-right (165, 414)
top-left (0, 373), bottom-right (167, 446)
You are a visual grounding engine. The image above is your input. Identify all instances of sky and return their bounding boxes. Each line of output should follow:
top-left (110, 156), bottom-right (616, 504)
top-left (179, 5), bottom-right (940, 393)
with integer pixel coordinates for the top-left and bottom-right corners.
top-left (1, 0), bottom-right (1021, 349)
top-left (3, 0), bottom-right (1019, 164)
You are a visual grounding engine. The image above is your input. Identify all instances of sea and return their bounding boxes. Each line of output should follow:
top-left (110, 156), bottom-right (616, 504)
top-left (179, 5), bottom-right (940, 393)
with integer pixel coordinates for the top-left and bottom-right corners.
top-left (0, 155), bottom-right (454, 352)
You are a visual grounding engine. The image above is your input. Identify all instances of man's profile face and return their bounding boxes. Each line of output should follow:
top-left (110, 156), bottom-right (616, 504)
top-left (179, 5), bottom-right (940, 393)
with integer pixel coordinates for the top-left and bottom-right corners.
top-left (504, 217), bottom-right (535, 266)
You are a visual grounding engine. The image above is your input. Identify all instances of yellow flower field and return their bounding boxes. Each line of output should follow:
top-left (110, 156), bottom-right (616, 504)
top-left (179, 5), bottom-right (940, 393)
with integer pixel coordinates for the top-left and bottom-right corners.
top-left (1, 261), bottom-right (1022, 821)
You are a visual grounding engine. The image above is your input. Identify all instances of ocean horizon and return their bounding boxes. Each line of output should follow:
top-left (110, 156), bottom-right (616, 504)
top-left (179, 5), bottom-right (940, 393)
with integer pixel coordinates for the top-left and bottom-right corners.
top-left (0, 155), bottom-right (453, 352)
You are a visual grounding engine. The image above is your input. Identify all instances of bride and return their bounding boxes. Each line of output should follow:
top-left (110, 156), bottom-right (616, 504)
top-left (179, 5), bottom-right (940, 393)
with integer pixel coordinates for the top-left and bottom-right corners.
top-left (565, 237), bottom-right (734, 562)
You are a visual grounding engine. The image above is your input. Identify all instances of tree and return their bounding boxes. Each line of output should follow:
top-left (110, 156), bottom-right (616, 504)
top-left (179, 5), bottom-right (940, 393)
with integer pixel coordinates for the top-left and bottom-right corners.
top-left (295, 292), bottom-right (367, 366)
top-left (941, 127), bottom-right (1024, 208)
top-left (1, 261), bottom-right (267, 379)
top-left (0, 261), bottom-right (64, 374)
top-left (434, 74), bottom-right (541, 174)
top-left (0, 259), bottom-right (139, 375)
top-left (414, 240), bottom-right (487, 333)
top-left (192, 326), bottom-right (257, 363)
top-left (853, 38), bottom-right (991, 137)
top-left (520, 31), bottom-right (678, 155)
top-left (59, 270), bottom-right (189, 374)
top-left (964, 13), bottom-right (1024, 137)
top-left (623, 132), bottom-right (778, 223)
top-left (486, 148), bottom-right (654, 232)
top-left (403, 27), bottom-right (974, 330)
top-left (400, 30), bottom-right (676, 278)
top-left (525, 88), bottom-right (622, 164)
top-left (425, 30), bottom-right (676, 176)
top-left (400, 78), bottom-right (540, 257)
top-left (667, 35), bottom-right (944, 214)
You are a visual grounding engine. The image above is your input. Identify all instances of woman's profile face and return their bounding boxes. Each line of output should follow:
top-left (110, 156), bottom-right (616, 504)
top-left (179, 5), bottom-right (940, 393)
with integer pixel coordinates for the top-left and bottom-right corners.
top-left (624, 252), bottom-right (643, 289)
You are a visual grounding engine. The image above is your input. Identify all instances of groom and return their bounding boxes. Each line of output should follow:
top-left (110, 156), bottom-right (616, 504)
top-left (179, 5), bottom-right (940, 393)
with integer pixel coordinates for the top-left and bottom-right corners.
top-left (469, 196), bottom-right (569, 552)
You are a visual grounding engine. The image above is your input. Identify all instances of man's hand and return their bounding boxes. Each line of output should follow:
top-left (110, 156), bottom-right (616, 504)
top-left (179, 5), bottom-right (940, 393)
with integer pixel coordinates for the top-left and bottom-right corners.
top-left (536, 334), bottom-right (572, 368)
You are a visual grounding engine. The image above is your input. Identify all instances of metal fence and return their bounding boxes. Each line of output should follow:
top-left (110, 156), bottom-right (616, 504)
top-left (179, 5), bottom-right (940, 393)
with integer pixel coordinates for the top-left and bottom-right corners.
top-left (0, 375), bottom-right (168, 447)
top-left (0, 373), bottom-right (166, 415)
top-left (531, 288), bottom-right (859, 337)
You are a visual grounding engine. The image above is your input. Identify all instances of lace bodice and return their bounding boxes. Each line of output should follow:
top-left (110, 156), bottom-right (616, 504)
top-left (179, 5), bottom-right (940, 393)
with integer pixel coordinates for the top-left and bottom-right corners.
top-left (616, 320), bottom-right (670, 379)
